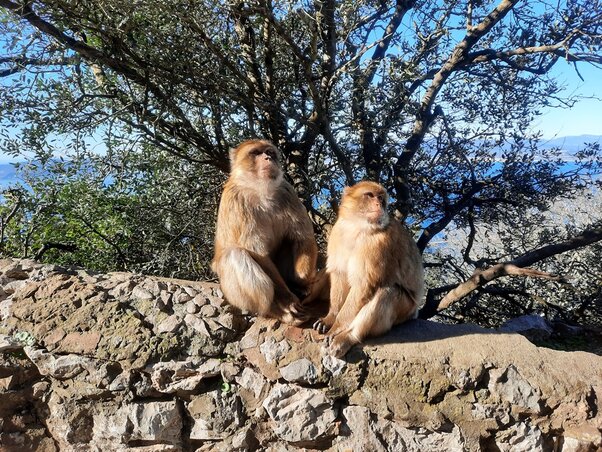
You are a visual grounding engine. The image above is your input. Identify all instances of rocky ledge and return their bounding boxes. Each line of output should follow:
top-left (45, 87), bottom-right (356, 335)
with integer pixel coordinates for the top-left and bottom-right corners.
top-left (0, 258), bottom-right (600, 451)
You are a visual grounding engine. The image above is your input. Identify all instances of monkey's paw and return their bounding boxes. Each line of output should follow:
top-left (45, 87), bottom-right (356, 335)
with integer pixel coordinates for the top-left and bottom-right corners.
top-left (287, 302), bottom-right (312, 326)
top-left (323, 333), bottom-right (355, 359)
top-left (313, 318), bottom-right (330, 335)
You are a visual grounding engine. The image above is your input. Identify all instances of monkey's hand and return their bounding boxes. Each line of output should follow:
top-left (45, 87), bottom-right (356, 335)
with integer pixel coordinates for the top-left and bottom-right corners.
top-left (286, 300), bottom-right (313, 326)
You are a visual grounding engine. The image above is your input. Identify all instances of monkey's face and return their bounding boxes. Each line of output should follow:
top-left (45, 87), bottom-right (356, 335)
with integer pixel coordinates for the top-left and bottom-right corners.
top-left (341, 181), bottom-right (390, 227)
top-left (233, 140), bottom-right (282, 181)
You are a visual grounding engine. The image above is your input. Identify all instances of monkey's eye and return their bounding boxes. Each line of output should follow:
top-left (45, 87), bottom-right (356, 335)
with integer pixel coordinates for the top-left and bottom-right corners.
top-left (364, 192), bottom-right (374, 198)
top-left (250, 149), bottom-right (262, 156)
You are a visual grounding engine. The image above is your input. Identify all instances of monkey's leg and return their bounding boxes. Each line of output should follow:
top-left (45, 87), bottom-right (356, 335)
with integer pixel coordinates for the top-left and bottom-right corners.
top-left (327, 286), bottom-right (408, 358)
top-left (218, 248), bottom-right (298, 323)
top-left (313, 271), bottom-right (348, 334)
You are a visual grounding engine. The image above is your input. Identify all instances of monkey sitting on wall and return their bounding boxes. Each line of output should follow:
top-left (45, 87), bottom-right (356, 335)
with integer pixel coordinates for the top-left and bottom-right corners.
top-left (212, 139), bottom-right (318, 324)
top-left (314, 181), bottom-right (424, 357)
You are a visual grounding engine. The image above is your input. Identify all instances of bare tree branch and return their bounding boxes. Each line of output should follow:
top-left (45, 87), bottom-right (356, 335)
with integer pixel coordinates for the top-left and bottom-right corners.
top-left (436, 224), bottom-right (602, 311)
top-left (393, 0), bottom-right (521, 217)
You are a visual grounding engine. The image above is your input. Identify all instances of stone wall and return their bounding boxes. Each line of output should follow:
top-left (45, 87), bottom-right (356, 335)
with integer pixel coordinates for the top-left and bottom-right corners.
top-left (0, 259), bottom-right (600, 451)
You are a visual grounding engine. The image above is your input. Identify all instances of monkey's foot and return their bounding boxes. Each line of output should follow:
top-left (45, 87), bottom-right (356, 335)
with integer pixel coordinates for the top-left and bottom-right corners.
top-left (313, 318), bottom-right (330, 335)
top-left (324, 333), bottom-right (357, 359)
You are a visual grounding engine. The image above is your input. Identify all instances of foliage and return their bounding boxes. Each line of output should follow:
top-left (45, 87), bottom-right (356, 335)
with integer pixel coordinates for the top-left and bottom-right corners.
top-left (0, 0), bottom-right (601, 324)
top-left (0, 151), bottom-right (222, 279)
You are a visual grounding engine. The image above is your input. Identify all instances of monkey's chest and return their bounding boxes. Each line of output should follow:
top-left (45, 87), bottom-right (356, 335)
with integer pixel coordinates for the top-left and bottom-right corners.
top-left (329, 237), bottom-right (387, 285)
top-left (241, 206), bottom-right (289, 254)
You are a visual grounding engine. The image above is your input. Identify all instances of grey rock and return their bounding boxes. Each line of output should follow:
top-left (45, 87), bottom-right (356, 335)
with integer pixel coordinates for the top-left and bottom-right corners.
top-left (0, 298), bottom-right (12, 321)
top-left (495, 422), bottom-right (544, 451)
top-left (3, 279), bottom-right (27, 294)
top-left (190, 294), bottom-right (208, 307)
top-left (471, 403), bottom-right (511, 425)
top-left (31, 381), bottom-right (50, 400)
top-left (149, 359), bottom-right (221, 394)
top-left (235, 367), bottom-right (268, 399)
top-left (499, 314), bottom-right (553, 341)
top-left (127, 401), bottom-right (182, 445)
top-left (184, 314), bottom-right (212, 337)
top-left (173, 289), bottom-right (192, 304)
top-left (220, 362), bottom-right (240, 382)
top-left (108, 280), bottom-right (136, 298)
top-left (25, 347), bottom-right (90, 380)
top-left (322, 354), bottom-right (347, 376)
top-left (188, 390), bottom-right (244, 440)
top-left (0, 333), bottom-right (20, 352)
top-left (186, 301), bottom-right (200, 314)
top-left (108, 371), bottom-right (132, 391)
top-left (280, 358), bottom-right (319, 384)
top-left (231, 426), bottom-right (257, 451)
top-left (335, 405), bottom-right (387, 452)
top-left (160, 290), bottom-right (172, 307)
top-left (262, 383), bottom-right (336, 443)
top-left (157, 315), bottom-right (181, 333)
top-left (132, 285), bottom-right (154, 300)
top-left (88, 401), bottom-right (182, 448)
top-left (183, 286), bottom-right (198, 297)
top-left (489, 365), bottom-right (542, 413)
top-left (334, 406), bottom-right (465, 452)
top-left (259, 337), bottom-right (290, 364)
top-left (200, 304), bottom-right (219, 318)
top-left (143, 279), bottom-right (167, 296)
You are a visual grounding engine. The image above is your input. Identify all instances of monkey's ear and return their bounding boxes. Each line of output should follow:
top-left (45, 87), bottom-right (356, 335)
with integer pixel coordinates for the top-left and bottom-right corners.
top-left (342, 186), bottom-right (352, 197)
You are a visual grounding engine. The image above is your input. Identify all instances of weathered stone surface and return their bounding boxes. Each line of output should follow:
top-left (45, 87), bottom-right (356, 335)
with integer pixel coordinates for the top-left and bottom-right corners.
top-left (280, 358), bottom-right (319, 384)
top-left (188, 390), bottom-right (245, 440)
top-left (149, 359), bottom-right (220, 394)
top-left (1, 258), bottom-right (601, 451)
top-left (263, 383), bottom-right (337, 444)
top-left (260, 336), bottom-right (291, 364)
top-left (331, 405), bottom-right (465, 452)
top-left (494, 421), bottom-right (544, 451)
top-left (156, 315), bottom-right (181, 334)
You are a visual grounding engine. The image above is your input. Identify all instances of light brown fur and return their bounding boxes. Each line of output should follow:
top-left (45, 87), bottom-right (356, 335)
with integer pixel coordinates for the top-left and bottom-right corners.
top-left (315, 181), bottom-right (424, 357)
top-left (212, 139), bottom-right (318, 324)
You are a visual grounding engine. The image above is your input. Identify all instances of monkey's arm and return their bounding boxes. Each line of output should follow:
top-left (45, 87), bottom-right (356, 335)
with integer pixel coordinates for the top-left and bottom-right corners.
top-left (313, 270), bottom-right (348, 333)
top-left (327, 284), bottom-right (370, 336)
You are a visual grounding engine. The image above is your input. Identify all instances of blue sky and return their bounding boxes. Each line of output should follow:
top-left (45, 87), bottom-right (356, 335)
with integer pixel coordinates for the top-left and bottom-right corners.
top-left (532, 61), bottom-right (602, 139)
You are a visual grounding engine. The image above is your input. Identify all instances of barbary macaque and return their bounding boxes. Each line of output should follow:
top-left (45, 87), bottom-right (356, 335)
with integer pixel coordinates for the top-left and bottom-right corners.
top-left (314, 181), bottom-right (424, 357)
top-left (212, 139), bottom-right (318, 324)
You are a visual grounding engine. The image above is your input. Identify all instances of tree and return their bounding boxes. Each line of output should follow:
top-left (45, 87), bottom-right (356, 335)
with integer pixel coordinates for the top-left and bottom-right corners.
top-left (1, 0), bottom-right (601, 323)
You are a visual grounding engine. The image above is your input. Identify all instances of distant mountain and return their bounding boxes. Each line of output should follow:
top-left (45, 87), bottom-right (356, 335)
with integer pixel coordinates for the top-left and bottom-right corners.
top-left (538, 135), bottom-right (602, 154)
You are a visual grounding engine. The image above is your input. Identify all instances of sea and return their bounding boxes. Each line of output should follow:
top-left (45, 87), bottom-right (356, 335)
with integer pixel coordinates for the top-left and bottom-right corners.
top-left (0, 135), bottom-right (599, 189)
